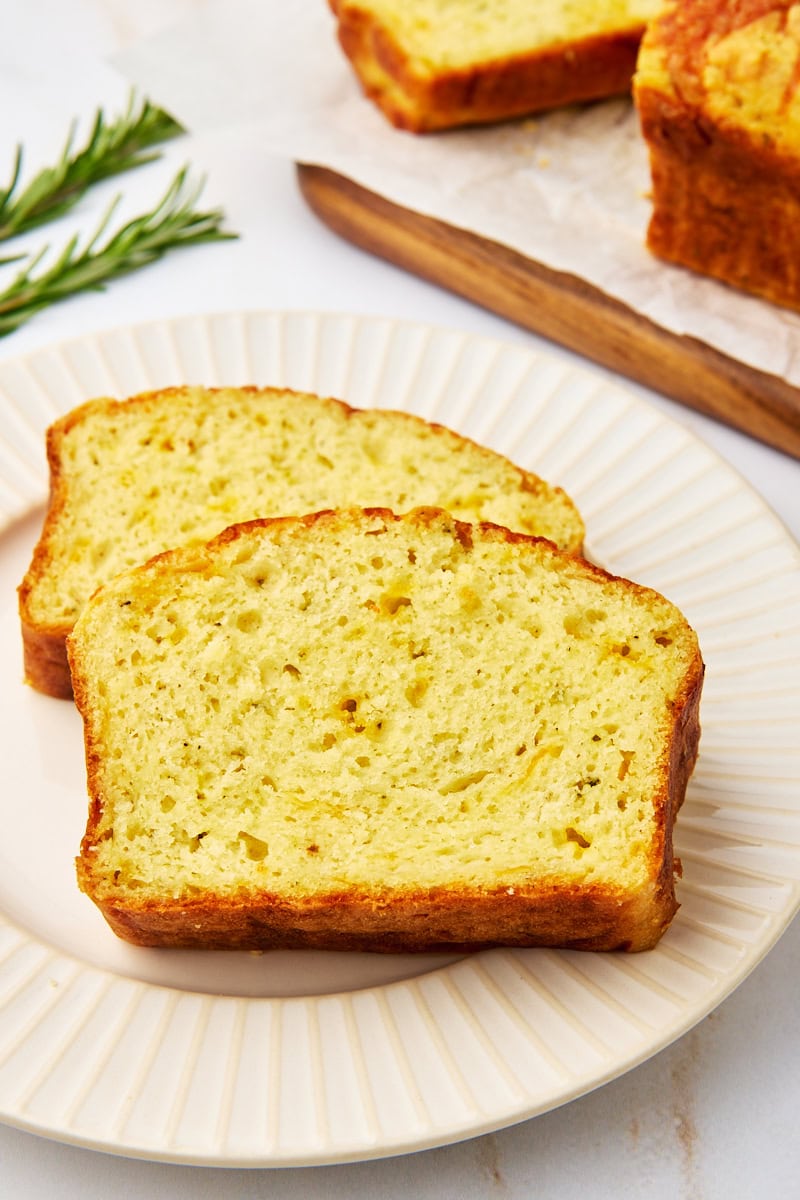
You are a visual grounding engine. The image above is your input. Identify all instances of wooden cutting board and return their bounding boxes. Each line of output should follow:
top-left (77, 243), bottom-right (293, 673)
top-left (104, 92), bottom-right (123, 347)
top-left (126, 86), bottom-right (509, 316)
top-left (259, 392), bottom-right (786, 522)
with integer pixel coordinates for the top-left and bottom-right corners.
top-left (297, 164), bottom-right (800, 460)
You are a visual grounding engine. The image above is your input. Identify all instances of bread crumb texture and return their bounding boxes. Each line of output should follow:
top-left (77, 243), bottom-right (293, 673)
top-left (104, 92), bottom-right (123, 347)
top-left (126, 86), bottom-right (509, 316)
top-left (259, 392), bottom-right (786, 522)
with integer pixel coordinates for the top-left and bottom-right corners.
top-left (334, 0), bottom-right (661, 70)
top-left (22, 386), bottom-right (582, 629)
top-left (71, 508), bottom-right (702, 950)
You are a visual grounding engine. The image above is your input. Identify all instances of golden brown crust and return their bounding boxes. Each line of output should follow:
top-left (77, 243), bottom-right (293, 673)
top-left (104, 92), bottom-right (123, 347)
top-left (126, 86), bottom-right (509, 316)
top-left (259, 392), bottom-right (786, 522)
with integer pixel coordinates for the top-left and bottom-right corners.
top-left (333, 4), bottom-right (649, 131)
top-left (71, 506), bottom-right (703, 954)
top-left (18, 616), bottom-right (73, 698)
top-left (80, 880), bottom-right (676, 954)
top-left (19, 385), bottom-right (583, 700)
top-left (18, 416), bottom-right (79, 697)
top-left (635, 0), bottom-right (800, 310)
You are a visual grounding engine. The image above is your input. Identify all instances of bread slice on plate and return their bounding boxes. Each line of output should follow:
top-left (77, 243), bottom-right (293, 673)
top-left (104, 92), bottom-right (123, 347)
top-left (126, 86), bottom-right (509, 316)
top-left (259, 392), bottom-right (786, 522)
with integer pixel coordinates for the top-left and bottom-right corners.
top-left (18, 385), bottom-right (584, 699)
top-left (70, 507), bottom-right (703, 954)
top-left (329, 0), bottom-right (662, 131)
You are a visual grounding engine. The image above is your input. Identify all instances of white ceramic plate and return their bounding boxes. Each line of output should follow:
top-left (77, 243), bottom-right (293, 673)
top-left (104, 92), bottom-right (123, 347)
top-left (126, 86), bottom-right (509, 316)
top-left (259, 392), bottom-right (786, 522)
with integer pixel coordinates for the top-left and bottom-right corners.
top-left (0, 311), bottom-right (798, 1167)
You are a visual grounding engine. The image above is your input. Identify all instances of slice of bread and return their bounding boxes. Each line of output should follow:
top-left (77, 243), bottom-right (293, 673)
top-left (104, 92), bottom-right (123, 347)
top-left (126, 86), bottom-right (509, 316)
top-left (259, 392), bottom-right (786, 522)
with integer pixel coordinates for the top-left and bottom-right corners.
top-left (330, 0), bottom-right (662, 132)
top-left (18, 385), bottom-right (584, 699)
top-left (70, 507), bottom-right (703, 953)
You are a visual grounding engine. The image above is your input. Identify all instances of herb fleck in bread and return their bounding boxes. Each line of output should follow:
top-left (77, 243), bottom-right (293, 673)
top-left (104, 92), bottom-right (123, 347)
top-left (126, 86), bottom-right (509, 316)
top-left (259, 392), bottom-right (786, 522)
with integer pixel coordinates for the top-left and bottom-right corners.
top-left (635, 0), bottom-right (800, 310)
top-left (330, 0), bottom-right (662, 131)
top-left (70, 507), bottom-right (703, 953)
top-left (18, 385), bottom-right (583, 699)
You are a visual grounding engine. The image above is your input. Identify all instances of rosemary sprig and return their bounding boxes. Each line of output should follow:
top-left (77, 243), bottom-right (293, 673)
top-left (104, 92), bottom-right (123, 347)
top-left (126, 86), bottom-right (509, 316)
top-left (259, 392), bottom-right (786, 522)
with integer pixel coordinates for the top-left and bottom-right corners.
top-left (0, 166), bottom-right (236, 337)
top-left (0, 94), bottom-right (184, 242)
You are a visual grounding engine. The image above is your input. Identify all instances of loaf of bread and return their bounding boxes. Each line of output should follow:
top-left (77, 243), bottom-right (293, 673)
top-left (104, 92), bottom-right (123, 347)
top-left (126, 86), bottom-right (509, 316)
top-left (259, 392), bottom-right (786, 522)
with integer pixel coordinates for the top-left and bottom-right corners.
top-left (18, 385), bottom-right (583, 700)
top-left (635, 0), bottom-right (800, 310)
top-left (329, 0), bottom-right (662, 132)
top-left (70, 506), bottom-right (703, 953)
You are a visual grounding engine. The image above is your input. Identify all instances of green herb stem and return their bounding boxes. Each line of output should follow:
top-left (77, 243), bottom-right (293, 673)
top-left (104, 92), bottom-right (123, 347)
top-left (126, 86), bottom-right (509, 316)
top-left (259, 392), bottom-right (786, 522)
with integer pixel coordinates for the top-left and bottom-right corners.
top-left (0, 167), bottom-right (236, 337)
top-left (0, 93), bottom-right (184, 242)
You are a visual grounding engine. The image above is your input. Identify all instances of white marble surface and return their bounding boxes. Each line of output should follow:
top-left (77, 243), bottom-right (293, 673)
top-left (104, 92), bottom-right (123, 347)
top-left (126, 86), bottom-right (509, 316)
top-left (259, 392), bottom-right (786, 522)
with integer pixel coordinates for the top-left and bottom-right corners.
top-left (0, 2), bottom-right (798, 1195)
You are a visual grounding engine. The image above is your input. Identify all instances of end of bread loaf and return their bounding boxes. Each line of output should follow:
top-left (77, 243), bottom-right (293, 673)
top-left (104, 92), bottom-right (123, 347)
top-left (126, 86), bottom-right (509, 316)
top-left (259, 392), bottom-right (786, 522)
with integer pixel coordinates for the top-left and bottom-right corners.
top-left (18, 385), bottom-right (583, 699)
top-left (331, 0), bottom-right (661, 131)
top-left (70, 507), bottom-right (703, 954)
top-left (635, 0), bottom-right (800, 310)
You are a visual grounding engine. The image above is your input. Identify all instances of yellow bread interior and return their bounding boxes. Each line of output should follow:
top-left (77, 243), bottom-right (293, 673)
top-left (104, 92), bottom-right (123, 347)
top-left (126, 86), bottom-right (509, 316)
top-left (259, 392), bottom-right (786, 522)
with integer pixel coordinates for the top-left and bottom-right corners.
top-left (72, 508), bottom-right (701, 936)
top-left (336, 0), bottom-right (662, 70)
top-left (21, 386), bottom-right (583, 632)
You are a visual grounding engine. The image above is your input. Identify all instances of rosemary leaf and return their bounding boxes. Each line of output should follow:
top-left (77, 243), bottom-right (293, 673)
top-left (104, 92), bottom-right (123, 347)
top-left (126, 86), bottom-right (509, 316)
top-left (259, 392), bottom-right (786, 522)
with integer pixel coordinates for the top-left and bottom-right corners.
top-left (0, 166), bottom-right (236, 337)
top-left (0, 93), bottom-right (184, 242)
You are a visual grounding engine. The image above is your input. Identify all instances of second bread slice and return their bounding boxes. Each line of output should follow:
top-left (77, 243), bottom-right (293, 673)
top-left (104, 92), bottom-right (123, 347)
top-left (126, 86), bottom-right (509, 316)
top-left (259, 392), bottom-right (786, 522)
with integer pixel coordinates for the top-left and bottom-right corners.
top-left (18, 385), bottom-right (583, 698)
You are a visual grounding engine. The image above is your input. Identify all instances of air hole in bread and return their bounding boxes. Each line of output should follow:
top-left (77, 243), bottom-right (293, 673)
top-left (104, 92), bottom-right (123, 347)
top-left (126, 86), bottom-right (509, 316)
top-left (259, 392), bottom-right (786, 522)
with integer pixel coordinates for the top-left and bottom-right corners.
top-left (439, 770), bottom-right (489, 795)
top-left (235, 610), bottom-right (263, 633)
top-left (405, 679), bottom-right (428, 707)
top-left (239, 831), bottom-right (268, 861)
top-left (380, 593), bottom-right (412, 615)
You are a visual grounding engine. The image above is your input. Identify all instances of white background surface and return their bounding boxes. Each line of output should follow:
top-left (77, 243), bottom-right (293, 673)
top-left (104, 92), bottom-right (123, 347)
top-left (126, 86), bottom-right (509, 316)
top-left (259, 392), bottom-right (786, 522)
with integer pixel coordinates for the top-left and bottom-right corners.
top-left (0, 2), bottom-right (798, 1196)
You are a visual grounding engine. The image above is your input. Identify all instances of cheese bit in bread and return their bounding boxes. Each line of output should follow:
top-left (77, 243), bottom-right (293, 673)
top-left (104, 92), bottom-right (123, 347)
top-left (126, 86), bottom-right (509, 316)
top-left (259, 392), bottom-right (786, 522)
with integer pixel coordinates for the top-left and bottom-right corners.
top-left (329, 0), bottom-right (663, 131)
top-left (70, 506), bottom-right (703, 953)
top-left (19, 385), bottom-right (583, 700)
